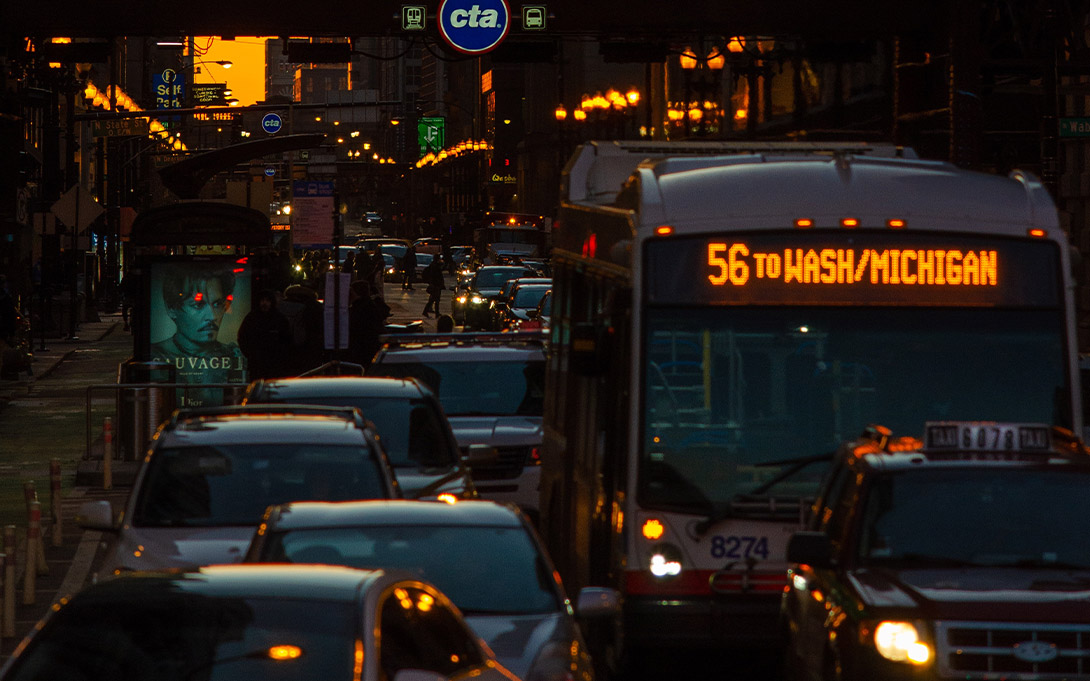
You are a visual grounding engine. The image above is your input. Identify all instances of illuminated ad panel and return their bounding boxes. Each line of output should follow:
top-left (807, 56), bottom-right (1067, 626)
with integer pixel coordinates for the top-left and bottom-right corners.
top-left (646, 232), bottom-right (1060, 306)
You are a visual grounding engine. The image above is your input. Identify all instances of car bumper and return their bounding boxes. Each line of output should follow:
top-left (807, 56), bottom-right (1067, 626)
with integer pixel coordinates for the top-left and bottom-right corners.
top-left (623, 593), bottom-right (782, 648)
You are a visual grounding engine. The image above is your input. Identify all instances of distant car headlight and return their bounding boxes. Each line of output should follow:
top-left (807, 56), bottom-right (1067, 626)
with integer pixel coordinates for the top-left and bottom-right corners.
top-left (456, 295), bottom-right (467, 304)
top-left (526, 639), bottom-right (578, 681)
top-left (469, 295), bottom-right (483, 304)
top-left (872, 621), bottom-right (931, 664)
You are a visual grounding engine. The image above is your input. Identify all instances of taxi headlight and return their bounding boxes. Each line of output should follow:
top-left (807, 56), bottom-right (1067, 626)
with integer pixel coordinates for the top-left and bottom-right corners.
top-left (649, 543), bottom-right (683, 578)
top-left (872, 621), bottom-right (931, 664)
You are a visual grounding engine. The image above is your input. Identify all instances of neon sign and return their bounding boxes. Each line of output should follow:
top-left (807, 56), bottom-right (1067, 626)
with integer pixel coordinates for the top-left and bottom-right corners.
top-left (707, 243), bottom-right (998, 287)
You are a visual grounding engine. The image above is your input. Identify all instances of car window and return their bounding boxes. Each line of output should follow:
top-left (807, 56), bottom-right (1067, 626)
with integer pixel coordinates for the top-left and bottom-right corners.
top-left (246, 396), bottom-right (455, 467)
top-left (372, 359), bottom-right (545, 416)
top-left (269, 525), bottom-right (562, 614)
top-left (513, 286), bottom-right (550, 308)
top-left (474, 269), bottom-right (534, 289)
top-left (379, 586), bottom-right (484, 681)
top-left (132, 444), bottom-right (392, 526)
top-left (4, 595), bottom-right (358, 681)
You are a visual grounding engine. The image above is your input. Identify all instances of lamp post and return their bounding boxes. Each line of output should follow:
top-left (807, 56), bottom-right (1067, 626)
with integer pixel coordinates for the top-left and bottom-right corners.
top-left (676, 44), bottom-right (725, 137)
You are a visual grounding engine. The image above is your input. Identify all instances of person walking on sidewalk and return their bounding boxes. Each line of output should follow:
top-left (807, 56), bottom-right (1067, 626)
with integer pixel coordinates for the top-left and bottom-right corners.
top-left (421, 257), bottom-right (445, 318)
top-left (237, 290), bottom-right (292, 380)
top-left (400, 245), bottom-right (417, 291)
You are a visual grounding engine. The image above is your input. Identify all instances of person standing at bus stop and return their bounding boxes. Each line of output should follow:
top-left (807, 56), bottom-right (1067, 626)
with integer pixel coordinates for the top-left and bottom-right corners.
top-left (237, 289), bottom-right (292, 380)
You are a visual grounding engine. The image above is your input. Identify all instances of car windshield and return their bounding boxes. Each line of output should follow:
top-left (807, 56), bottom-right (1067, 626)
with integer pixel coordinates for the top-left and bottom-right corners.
top-left (513, 286), bottom-right (550, 308)
top-left (132, 444), bottom-right (390, 527)
top-left (253, 395), bottom-right (455, 467)
top-left (380, 244), bottom-right (407, 259)
top-left (857, 468), bottom-right (1090, 569)
top-left (475, 269), bottom-right (533, 289)
top-left (374, 360), bottom-right (545, 416)
top-left (264, 525), bottom-right (562, 614)
top-left (5, 594), bottom-right (357, 681)
top-left (640, 307), bottom-right (1068, 514)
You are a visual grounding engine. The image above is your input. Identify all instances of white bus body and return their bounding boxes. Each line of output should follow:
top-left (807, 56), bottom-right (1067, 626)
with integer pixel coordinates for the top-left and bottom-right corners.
top-left (540, 141), bottom-right (1081, 662)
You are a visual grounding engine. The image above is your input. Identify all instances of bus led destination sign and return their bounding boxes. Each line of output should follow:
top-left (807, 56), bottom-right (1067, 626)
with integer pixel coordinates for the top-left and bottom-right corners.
top-left (707, 243), bottom-right (998, 287)
top-left (648, 232), bottom-right (1060, 307)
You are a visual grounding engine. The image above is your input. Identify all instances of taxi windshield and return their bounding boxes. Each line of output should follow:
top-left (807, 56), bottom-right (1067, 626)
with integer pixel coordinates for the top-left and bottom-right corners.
top-left (857, 468), bottom-right (1090, 568)
top-left (639, 306), bottom-right (1069, 514)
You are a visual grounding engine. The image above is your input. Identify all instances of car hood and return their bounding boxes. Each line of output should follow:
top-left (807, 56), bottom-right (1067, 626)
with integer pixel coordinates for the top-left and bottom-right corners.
top-left (110, 525), bottom-right (254, 572)
top-left (464, 612), bottom-right (570, 678)
top-left (848, 566), bottom-right (1090, 621)
top-left (448, 416), bottom-right (543, 447)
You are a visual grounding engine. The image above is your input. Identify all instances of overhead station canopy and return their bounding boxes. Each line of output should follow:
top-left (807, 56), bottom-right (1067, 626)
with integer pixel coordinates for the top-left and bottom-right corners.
top-left (129, 202), bottom-right (272, 247)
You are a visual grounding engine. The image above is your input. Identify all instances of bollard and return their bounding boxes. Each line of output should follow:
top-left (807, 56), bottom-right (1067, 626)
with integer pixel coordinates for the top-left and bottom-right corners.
top-left (22, 503), bottom-right (39, 604)
top-left (3, 525), bottom-right (14, 636)
top-left (50, 459), bottom-right (63, 547)
top-left (23, 482), bottom-right (47, 574)
top-left (102, 416), bottom-right (113, 491)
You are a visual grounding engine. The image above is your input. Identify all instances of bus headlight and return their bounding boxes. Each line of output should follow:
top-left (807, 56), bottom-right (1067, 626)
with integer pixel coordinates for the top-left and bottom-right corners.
top-left (872, 621), bottom-right (931, 664)
top-left (649, 544), bottom-right (683, 577)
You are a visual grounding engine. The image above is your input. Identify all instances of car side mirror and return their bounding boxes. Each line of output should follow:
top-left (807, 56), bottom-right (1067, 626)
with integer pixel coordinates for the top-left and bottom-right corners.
top-left (463, 444), bottom-right (499, 466)
top-left (575, 587), bottom-right (621, 618)
top-left (76, 500), bottom-right (118, 532)
top-left (786, 531), bottom-right (833, 568)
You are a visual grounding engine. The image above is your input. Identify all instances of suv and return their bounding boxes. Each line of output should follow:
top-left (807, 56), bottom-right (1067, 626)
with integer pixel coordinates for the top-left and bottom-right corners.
top-left (367, 333), bottom-right (547, 518)
top-left (453, 265), bottom-right (537, 329)
top-left (76, 404), bottom-right (401, 577)
top-left (781, 421), bottom-right (1090, 681)
top-left (241, 376), bottom-right (494, 500)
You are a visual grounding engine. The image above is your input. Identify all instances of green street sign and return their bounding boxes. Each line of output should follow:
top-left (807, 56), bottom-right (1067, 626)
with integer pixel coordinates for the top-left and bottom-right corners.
top-left (418, 116), bottom-right (445, 157)
top-left (92, 118), bottom-right (150, 138)
top-left (1060, 118), bottom-right (1090, 137)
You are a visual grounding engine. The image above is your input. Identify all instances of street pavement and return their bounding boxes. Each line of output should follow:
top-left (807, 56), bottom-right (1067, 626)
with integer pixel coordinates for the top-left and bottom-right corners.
top-left (0, 279), bottom-right (448, 664)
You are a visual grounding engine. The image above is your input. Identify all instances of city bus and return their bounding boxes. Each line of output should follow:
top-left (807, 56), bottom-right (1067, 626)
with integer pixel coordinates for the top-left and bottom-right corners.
top-left (538, 141), bottom-right (1082, 668)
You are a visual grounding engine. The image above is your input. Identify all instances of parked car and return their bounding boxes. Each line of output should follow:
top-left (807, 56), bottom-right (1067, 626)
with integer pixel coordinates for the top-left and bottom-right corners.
top-left (245, 499), bottom-right (619, 681)
top-left (454, 265), bottom-right (537, 329)
top-left (241, 376), bottom-right (495, 500)
top-left (0, 564), bottom-right (519, 681)
top-left (782, 421), bottom-right (1090, 681)
top-left (367, 332), bottom-right (547, 517)
top-left (76, 404), bottom-right (401, 578)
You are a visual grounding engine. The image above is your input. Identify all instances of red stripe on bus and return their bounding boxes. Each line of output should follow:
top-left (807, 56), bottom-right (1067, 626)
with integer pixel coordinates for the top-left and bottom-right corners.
top-left (624, 569), bottom-right (788, 596)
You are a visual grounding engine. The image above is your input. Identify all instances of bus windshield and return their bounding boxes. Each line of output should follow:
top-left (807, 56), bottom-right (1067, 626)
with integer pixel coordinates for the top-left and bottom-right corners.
top-left (639, 306), bottom-right (1069, 514)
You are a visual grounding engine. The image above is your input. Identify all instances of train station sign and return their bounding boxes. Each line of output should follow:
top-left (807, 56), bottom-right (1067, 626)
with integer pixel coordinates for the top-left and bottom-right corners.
top-left (438, 0), bottom-right (510, 54)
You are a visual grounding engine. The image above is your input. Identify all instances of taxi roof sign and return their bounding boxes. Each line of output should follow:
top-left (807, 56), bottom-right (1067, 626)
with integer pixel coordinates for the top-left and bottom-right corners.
top-left (923, 421), bottom-right (1052, 452)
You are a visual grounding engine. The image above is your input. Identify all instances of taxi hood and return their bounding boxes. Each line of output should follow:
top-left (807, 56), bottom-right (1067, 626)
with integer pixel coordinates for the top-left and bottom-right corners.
top-left (848, 566), bottom-right (1090, 622)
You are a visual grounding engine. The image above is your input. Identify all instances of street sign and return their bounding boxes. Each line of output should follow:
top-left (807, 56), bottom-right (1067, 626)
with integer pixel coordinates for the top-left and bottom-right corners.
top-left (264, 166), bottom-right (276, 177)
top-left (291, 180), bottom-right (335, 247)
top-left (522, 5), bottom-right (546, 29)
top-left (153, 68), bottom-right (185, 110)
top-left (438, 0), bottom-right (510, 54)
top-left (402, 5), bottom-right (426, 29)
top-left (191, 83), bottom-right (227, 106)
top-left (1060, 117), bottom-right (1090, 137)
top-left (262, 112), bottom-right (284, 134)
top-left (92, 118), bottom-right (150, 138)
top-left (418, 116), bottom-right (445, 156)
top-left (51, 185), bottom-right (104, 232)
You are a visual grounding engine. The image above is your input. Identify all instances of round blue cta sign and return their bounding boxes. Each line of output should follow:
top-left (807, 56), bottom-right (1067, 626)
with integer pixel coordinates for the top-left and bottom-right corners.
top-left (438, 0), bottom-right (510, 54)
top-left (261, 113), bottom-right (283, 135)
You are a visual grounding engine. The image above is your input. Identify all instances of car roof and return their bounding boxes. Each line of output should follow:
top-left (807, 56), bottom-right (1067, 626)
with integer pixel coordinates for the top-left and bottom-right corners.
top-left (264, 499), bottom-right (525, 530)
top-left (73, 564), bottom-right (392, 603)
top-left (251, 377), bottom-right (428, 400)
top-left (161, 412), bottom-right (376, 446)
top-left (373, 333), bottom-right (546, 359)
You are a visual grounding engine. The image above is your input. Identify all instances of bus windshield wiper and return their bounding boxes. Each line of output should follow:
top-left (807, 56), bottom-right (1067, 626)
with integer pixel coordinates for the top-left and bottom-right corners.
top-left (749, 452), bottom-right (834, 496)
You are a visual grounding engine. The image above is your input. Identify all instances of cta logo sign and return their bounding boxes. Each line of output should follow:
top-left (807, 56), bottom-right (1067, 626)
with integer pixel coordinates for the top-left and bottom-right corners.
top-left (438, 0), bottom-right (510, 54)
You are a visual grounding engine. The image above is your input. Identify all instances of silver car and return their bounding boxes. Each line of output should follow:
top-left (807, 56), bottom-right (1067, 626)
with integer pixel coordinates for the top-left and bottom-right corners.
top-left (76, 405), bottom-right (401, 578)
top-left (244, 499), bottom-right (619, 681)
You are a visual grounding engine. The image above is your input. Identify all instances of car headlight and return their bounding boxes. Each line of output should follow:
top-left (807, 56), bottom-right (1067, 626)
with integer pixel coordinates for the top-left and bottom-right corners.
top-left (526, 639), bottom-right (578, 681)
top-left (470, 295), bottom-right (483, 304)
top-left (456, 295), bottom-right (467, 304)
top-left (871, 621), bottom-right (931, 664)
